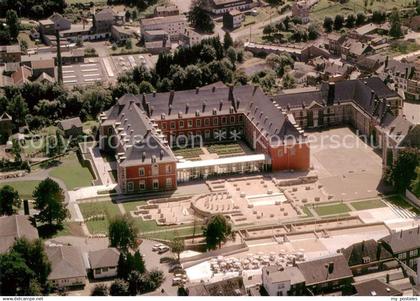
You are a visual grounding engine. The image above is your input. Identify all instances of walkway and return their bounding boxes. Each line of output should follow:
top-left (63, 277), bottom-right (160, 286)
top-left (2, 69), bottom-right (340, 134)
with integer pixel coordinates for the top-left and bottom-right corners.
top-left (89, 146), bottom-right (115, 186)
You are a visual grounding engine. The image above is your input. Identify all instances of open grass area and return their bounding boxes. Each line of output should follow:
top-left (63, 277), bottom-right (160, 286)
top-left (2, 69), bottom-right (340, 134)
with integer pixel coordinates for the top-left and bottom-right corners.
top-left (79, 201), bottom-right (121, 234)
top-left (351, 199), bottom-right (388, 211)
top-left (301, 206), bottom-right (314, 218)
top-left (385, 195), bottom-right (420, 214)
top-left (0, 180), bottom-right (41, 199)
top-left (388, 41), bottom-right (420, 55)
top-left (207, 143), bottom-right (245, 157)
top-left (310, 0), bottom-right (414, 22)
top-left (314, 203), bottom-right (352, 216)
top-left (173, 147), bottom-right (204, 159)
top-left (49, 152), bottom-right (94, 190)
top-left (18, 32), bottom-right (36, 49)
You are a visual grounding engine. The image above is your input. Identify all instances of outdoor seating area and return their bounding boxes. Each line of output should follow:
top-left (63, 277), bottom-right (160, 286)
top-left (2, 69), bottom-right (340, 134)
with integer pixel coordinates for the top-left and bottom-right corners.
top-left (283, 183), bottom-right (333, 206)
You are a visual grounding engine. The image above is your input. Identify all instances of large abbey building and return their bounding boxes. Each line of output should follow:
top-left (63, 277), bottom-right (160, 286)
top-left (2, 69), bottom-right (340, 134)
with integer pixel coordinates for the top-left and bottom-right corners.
top-left (99, 77), bottom-right (412, 194)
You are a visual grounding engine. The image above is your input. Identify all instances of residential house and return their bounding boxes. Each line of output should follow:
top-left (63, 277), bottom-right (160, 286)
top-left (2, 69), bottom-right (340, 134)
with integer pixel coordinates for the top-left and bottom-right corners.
top-left (326, 33), bottom-right (346, 56)
top-left (140, 15), bottom-right (187, 40)
top-left (111, 25), bottom-right (135, 42)
top-left (376, 58), bottom-right (415, 95)
top-left (223, 9), bottom-right (244, 30)
top-left (262, 265), bottom-right (306, 296)
top-left (206, 0), bottom-right (254, 15)
top-left (341, 38), bottom-right (374, 63)
top-left (34, 72), bottom-right (55, 84)
top-left (154, 5), bottom-right (179, 17)
top-left (291, 0), bottom-right (313, 24)
top-left (145, 40), bottom-right (171, 54)
top-left (353, 279), bottom-right (402, 296)
top-left (0, 45), bottom-right (21, 63)
top-left (349, 22), bottom-right (390, 42)
top-left (93, 8), bottom-right (115, 36)
top-left (186, 276), bottom-right (247, 296)
top-left (0, 113), bottom-right (13, 144)
top-left (0, 215), bottom-right (39, 254)
top-left (297, 254), bottom-right (353, 295)
top-left (61, 48), bottom-right (85, 65)
top-left (381, 227), bottom-right (420, 268)
top-left (11, 65), bottom-right (33, 85)
top-left (57, 117), bottom-right (83, 138)
top-left (341, 239), bottom-right (393, 275)
top-left (88, 247), bottom-right (120, 279)
top-left (180, 28), bottom-right (204, 47)
top-left (29, 59), bottom-right (56, 79)
top-left (143, 30), bottom-right (170, 43)
top-left (46, 245), bottom-right (87, 289)
top-left (38, 13), bottom-right (71, 36)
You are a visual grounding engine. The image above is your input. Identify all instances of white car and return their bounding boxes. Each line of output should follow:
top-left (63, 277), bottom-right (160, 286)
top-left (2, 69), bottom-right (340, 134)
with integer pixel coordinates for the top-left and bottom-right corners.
top-left (152, 244), bottom-right (163, 251)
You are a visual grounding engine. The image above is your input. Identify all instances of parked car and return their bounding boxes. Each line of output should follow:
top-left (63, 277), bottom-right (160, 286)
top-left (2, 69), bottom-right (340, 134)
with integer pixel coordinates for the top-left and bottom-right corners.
top-left (169, 264), bottom-right (182, 273)
top-left (158, 245), bottom-right (170, 254)
top-left (152, 244), bottom-right (164, 251)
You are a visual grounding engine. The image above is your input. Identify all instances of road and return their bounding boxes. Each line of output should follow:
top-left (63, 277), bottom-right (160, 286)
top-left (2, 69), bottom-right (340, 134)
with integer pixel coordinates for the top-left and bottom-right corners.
top-left (214, 11), bottom-right (292, 42)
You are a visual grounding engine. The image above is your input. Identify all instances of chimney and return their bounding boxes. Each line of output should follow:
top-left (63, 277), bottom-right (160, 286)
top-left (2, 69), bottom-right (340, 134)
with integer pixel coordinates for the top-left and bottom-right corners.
top-left (196, 87), bottom-right (199, 94)
top-left (202, 101), bottom-right (206, 113)
top-left (153, 91), bottom-right (156, 97)
top-left (384, 55), bottom-right (389, 70)
top-left (142, 152), bottom-right (146, 162)
top-left (328, 262), bottom-right (334, 274)
top-left (160, 149), bottom-right (164, 160)
top-left (327, 82), bottom-right (335, 106)
top-left (236, 100), bottom-right (240, 109)
top-left (219, 100), bottom-right (223, 111)
top-left (169, 90), bottom-right (175, 105)
top-left (168, 104), bottom-right (172, 115)
top-left (212, 86), bottom-right (216, 92)
top-left (253, 85), bottom-right (258, 96)
top-left (185, 103), bottom-right (189, 114)
top-left (400, 230), bottom-right (403, 238)
top-left (228, 85), bottom-right (234, 102)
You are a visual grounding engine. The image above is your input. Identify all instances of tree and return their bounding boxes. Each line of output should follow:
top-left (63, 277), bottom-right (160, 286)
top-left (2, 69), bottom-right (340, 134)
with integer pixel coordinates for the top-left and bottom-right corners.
top-left (411, 167), bottom-right (420, 197)
top-left (91, 284), bottom-right (109, 296)
top-left (233, 69), bottom-right (249, 85)
top-left (372, 10), bottom-right (386, 23)
top-left (6, 10), bottom-right (19, 40)
top-left (0, 185), bottom-right (21, 215)
top-left (308, 24), bottom-right (319, 40)
top-left (0, 251), bottom-right (34, 295)
top-left (138, 81), bottom-right (154, 93)
top-left (109, 215), bottom-right (139, 252)
top-left (346, 14), bottom-right (355, 28)
top-left (282, 73), bottom-right (296, 89)
top-left (33, 178), bottom-right (68, 227)
top-left (334, 14), bottom-right (344, 30)
top-left (117, 252), bottom-right (129, 279)
top-left (188, 0), bottom-right (214, 33)
top-left (202, 214), bottom-right (233, 250)
top-left (389, 9), bottom-right (403, 38)
top-left (133, 250), bottom-right (145, 274)
top-left (226, 47), bottom-right (237, 65)
top-left (200, 44), bottom-right (217, 63)
top-left (7, 93), bottom-right (28, 126)
top-left (223, 32), bottom-right (233, 50)
top-left (388, 148), bottom-right (420, 192)
top-left (323, 16), bottom-right (333, 32)
top-left (356, 12), bottom-right (366, 26)
top-left (110, 279), bottom-right (130, 296)
top-left (184, 65), bottom-right (203, 89)
top-left (170, 238), bottom-right (185, 261)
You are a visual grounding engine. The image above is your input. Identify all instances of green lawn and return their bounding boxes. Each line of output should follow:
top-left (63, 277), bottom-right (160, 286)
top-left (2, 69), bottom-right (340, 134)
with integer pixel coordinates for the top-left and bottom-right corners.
top-left (207, 143), bottom-right (245, 156)
top-left (173, 147), bottom-right (204, 160)
top-left (49, 153), bottom-right (94, 190)
top-left (79, 201), bottom-right (122, 234)
top-left (385, 195), bottom-right (420, 214)
top-left (122, 200), bottom-right (148, 213)
top-left (0, 180), bottom-right (41, 199)
top-left (314, 203), bottom-right (352, 216)
top-left (301, 206), bottom-right (314, 218)
top-left (310, 0), bottom-right (414, 22)
top-left (351, 199), bottom-right (388, 211)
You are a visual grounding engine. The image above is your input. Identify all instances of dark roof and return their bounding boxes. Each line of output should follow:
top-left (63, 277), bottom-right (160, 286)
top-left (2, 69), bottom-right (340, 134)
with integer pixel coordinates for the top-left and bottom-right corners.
top-left (297, 254), bottom-right (352, 286)
top-left (381, 227), bottom-right (420, 253)
top-left (88, 247), bottom-right (120, 269)
top-left (399, 124), bottom-right (420, 148)
top-left (95, 8), bottom-right (115, 21)
top-left (354, 279), bottom-right (402, 296)
top-left (342, 239), bottom-right (392, 266)
top-left (46, 245), bottom-right (87, 280)
top-left (263, 265), bottom-right (305, 284)
top-left (187, 276), bottom-right (246, 296)
top-left (58, 117), bottom-right (83, 131)
top-left (0, 215), bottom-right (39, 254)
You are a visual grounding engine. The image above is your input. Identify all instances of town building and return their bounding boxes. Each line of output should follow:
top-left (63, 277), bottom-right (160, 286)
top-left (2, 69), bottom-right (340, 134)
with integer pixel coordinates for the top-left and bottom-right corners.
top-left (291, 1), bottom-right (310, 23)
top-left (46, 245), bottom-right (87, 289)
top-left (353, 279), bottom-right (402, 296)
top-left (0, 45), bottom-right (21, 63)
top-left (381, 227), bottom-right (420, 268)
top-left (262, 266), bottom-right (305, 296)
top-left (297, 254), bottom-right (353, 295)
top-left (154, 5), bottom-right (179, 17)
top-left (180, 28), bottom-right (203, 47)
top-left (99, 84), bottom-right (309, 194)
top-left (206, 0), bottom-right (254, 15)
top-left (223, 9), bottom-right (244, 30)
top-left (29, 58), bottom-right (56, 79)
top-left (186, 276), bottom-right (247, 296)
top-left (140, 15), bottom-right (187, 40)
top-left (0, 215), bottom-right (39, 254)
top-left (88, 247), bottom-right (120, 279)
top-left (39, 13), bottom-right (71, 36)
top-left (93, 8), bottom-right (121, 36)
top-left (341, 239), bottom-right (393, 276)
top-left (57, 117), bottom-right (83, 138)
top-left (326, 33), bottom-right (346, 56)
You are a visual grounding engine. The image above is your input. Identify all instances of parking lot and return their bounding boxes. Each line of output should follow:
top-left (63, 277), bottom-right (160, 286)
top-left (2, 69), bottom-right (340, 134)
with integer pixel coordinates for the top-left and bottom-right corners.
top-left (62, 59), bottom-right (106, 86)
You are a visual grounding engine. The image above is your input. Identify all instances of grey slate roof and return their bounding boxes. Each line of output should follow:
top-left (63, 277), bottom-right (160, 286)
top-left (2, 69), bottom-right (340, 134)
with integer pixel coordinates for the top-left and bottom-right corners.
top-left (46, 245), bottom-right (87, 280)
top-left (297, 254), bottom-right (352, 286)
top-left (58, 117), bottom-right (83, 131)
top-left (381, 227), bottom-right (420, 254)
top-left (88, 247), bottom-right (120, 269)
top-left (342, 239), bottom-right (392, 266)
top-left (0, 215), bottom-right (39, 253)
top-left (95, 8), bottom-right (115, 21)
top-left (263, 265), bottom-right (305, 285)
top-left (354, 279), bottom-right (402, 296)
top-left (187, 276), bottom-right (246, 296)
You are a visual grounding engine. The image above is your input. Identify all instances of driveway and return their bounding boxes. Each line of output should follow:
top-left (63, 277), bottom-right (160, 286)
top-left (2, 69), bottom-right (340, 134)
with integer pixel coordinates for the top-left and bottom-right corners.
top-left (139, 239), bottom-right (178, 296)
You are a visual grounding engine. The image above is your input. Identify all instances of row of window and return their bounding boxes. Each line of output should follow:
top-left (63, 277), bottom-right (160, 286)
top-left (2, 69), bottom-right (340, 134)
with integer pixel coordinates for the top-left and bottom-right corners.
top-left (161, 115), bottom-right (243, 130)
top-left (138, 164), bottom-right (172, 177)
top-left (127, 178), bottom-right (172, 191)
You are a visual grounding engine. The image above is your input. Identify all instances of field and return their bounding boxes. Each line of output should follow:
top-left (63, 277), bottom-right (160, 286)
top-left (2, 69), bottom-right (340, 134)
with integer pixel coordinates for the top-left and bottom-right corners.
top-left (313, 203), bottom-right (352, 216)
top-left (310, 0), bottom-right (414, 22)
top-left (351, 199), bottom-right (388, 210)
top-left (49, 152), bottom-right (94, 190)
top-left (0, 180), bottom-right (41, 199)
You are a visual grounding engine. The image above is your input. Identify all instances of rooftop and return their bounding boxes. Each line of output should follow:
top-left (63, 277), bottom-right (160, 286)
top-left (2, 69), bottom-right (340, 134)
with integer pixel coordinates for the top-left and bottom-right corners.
top-left (0, 215), bottom-right (39, 254)
top-left (354, 279), bottom-right (402, 296)
top-left (381, 226), bottom-right (420, 254)
top-left (88, 247), bottom-right (120, 269)
top-left (46, 245), bottom-right (87, 280)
